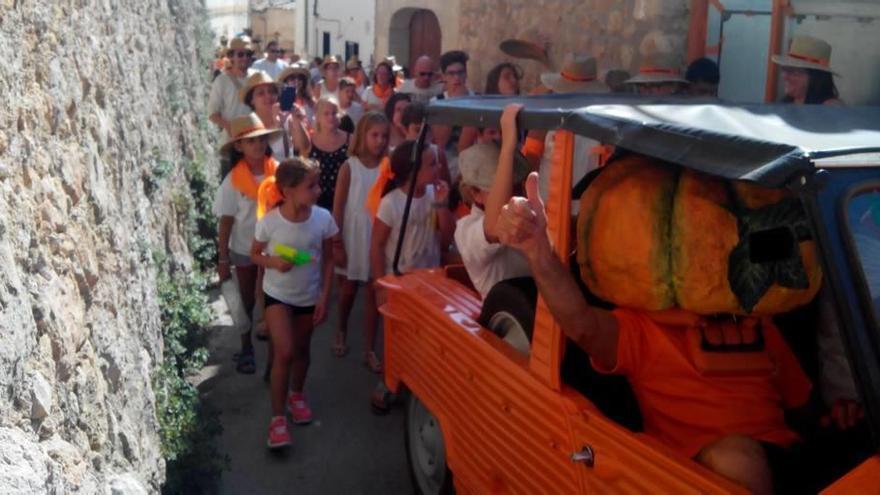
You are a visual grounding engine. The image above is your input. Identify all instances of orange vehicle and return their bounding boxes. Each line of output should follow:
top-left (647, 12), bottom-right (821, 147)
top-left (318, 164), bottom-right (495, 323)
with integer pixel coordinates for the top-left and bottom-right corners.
top-left (378, 94), bottom-right (880, 493)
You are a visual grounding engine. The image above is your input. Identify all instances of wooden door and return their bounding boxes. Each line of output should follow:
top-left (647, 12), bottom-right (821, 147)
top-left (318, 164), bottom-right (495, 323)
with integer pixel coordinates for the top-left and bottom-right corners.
top-left (409, 9), bottom-right (441, 73)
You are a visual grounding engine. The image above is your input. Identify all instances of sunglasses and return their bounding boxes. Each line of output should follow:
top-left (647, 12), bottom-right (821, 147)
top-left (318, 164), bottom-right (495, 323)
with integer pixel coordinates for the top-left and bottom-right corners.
top-left (231, 51), bottom-right (252, 58)
top-left (418, 71), bottom-right (433, 78)
top-left (269, 49), bottom-right (282, 54)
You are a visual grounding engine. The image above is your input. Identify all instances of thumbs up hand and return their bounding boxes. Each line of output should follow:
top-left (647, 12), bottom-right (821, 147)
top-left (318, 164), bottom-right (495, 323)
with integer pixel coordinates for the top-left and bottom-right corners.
top-left (496, 172), bottom-right (550, 257)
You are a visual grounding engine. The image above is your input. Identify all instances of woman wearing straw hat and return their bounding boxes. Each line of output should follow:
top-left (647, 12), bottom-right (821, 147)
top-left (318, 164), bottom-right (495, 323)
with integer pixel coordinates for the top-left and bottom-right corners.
top-left (624, 52), bottom-right (689, 95)
top-left (277, 63), bottom-right (317, 130)
top-left (214, 113), bottom-right (283, 375)
top-left (772, 35), bottom-right (842, 105)
top-left (361, 59), bottom-right (396, 112)
top-left (241, 71), bottom-right (295, 161)
top-left (521, 54), bottom-right (609, 205)
top-left (315, 55), bottom-right (342, 102)
top-left (209, 36), bottom-right (256, 139)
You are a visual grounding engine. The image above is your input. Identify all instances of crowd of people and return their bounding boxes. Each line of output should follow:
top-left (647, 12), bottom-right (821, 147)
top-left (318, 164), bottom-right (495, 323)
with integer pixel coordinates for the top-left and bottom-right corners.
top-left (207, 31), bottom-right (860, 493)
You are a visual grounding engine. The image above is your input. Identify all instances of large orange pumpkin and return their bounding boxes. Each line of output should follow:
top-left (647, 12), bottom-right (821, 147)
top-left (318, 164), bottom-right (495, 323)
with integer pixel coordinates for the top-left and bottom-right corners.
top-left (576, 155), bottom-right (822, 315)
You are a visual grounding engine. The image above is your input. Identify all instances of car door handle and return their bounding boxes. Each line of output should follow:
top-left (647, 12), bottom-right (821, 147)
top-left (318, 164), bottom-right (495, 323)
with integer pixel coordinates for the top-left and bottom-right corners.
top-left (570, 445), bottom-right (595, 467)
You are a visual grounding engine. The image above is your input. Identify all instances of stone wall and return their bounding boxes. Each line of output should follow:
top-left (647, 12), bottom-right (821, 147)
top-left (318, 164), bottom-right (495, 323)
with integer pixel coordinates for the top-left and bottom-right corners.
top-left (458, 0), bottom-right (690, 92)
top-left (0, 0), bottom-right (215, 492)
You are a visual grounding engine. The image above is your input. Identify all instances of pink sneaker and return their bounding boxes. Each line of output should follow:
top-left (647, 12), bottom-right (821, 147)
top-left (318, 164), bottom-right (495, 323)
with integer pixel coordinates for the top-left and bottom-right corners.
top-left (287, 392), bottom-right (314, 424)
top-left (266, 416), bottom-right (290, 449)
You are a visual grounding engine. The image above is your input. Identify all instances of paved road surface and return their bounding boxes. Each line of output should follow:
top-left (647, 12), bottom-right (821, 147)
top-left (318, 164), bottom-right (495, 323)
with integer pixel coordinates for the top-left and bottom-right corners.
top-left (199, 288), bottom-right (411, 494)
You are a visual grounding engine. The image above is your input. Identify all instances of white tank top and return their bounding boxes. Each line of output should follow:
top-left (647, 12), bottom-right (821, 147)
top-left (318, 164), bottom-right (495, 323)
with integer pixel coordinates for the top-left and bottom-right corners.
top-left (341, 156), bottom-right (380, 281)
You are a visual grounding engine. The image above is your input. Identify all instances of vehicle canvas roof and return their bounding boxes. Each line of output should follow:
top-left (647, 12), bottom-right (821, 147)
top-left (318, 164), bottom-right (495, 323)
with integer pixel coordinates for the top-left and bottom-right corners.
top-left (426, 94), bottom-right (880, 188)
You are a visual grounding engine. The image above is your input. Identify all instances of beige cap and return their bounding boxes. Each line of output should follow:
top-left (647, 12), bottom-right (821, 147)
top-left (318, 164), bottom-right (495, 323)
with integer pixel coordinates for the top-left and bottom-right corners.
top-left (459, 143), bottom-right (530, 191)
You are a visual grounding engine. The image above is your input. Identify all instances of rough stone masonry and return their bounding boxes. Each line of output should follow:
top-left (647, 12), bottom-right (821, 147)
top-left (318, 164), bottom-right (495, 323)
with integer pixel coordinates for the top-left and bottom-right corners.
top-left (0, 0), bottom-right (216, 492)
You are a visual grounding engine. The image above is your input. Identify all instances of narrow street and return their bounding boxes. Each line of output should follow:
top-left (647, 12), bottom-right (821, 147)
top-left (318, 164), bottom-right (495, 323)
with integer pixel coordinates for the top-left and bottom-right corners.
top-left (197, 289), bottom-right (411, 494)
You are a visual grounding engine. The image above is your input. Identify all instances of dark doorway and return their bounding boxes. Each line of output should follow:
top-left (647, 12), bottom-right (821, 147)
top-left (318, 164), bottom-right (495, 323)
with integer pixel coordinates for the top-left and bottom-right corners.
top-left (322, 31), bottom-right (331, 57)
top-left (408, 9), bottom-right (441, 73)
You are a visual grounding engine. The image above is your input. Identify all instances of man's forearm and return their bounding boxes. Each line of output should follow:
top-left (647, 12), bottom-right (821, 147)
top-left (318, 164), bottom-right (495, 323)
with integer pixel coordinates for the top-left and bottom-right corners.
top-left (526, 241), bottom-right (617, 364)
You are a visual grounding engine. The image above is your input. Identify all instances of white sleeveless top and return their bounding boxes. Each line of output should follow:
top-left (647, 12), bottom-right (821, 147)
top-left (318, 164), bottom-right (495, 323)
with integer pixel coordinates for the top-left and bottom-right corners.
top-left (318, 81), bottom-right (340, 103)
top-left (341, 156), bottom-right (380, 281)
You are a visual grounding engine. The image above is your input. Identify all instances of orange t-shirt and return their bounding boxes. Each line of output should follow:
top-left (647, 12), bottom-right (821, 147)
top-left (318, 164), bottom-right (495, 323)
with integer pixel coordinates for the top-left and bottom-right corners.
top-left (594, 309), bottom-right (812, 458)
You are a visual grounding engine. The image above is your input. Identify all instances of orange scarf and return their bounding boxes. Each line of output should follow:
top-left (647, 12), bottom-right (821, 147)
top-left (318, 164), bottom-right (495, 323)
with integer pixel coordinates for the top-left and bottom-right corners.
top-left (365, 157), bottom-right (395, 219)
top-left (256, 175), bottom-right (284, 219)
top-left (372, 84), bottom-right (393, 100)
top-left (231, 157), bottom-right (277, 202)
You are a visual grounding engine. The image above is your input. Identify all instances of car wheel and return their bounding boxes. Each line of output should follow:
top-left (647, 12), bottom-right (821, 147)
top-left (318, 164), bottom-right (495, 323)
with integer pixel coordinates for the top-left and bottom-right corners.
top-left (479, 277), bottom-right (537, 356)
top-left (405, 392), bottom-right (454, 495)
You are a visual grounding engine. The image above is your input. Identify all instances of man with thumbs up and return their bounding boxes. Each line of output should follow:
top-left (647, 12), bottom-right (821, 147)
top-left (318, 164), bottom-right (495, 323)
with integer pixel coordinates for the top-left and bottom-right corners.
top-left (492, 108), bottom-right (819, 494)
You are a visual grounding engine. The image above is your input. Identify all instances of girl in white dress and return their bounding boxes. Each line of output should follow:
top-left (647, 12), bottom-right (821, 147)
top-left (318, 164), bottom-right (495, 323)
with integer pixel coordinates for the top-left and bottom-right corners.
top-left (331, 112), bottom-right (390, 370)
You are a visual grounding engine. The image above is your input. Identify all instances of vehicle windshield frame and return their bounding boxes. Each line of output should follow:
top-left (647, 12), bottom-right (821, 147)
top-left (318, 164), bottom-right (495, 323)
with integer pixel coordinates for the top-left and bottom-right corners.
top-left (839, 180), bottom-right (880, 337)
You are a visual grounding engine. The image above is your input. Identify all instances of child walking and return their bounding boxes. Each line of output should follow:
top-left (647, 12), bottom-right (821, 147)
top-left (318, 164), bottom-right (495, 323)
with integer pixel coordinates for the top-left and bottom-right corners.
top-left (368, 141), bottom-right (453, 388)
top-left (331, 112), bottom-right (390, 370)
top-left (213, 113), bottom-right (281, 375)
top-left (250, 158), bottom-right (337, 449)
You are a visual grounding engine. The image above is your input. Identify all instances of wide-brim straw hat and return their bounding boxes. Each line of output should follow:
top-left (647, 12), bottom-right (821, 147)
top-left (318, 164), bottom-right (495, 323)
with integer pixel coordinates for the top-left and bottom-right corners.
top-left (227, 36), bottom-right (253, 55)
top-left (276, 64), bottom-right (311, 84)
top-left (625, 53), bottom-right (689, 85)
top-left (239, 71), bottom-right (276, 102)
top-left (500, 38), bottom-right (551, 68)
top-left (540, 54), bottom-right (608, 93)
top-left (220, 113), bottom-right (283, 155)
top-left (772, 35), bottom-right (836, 74)
top-left (321, 55), bottom-right (340, 69)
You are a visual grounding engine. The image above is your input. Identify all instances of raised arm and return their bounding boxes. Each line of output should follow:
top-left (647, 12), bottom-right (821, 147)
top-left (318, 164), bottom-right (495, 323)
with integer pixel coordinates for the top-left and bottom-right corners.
top-left (496, 172), bottom-right (620, 370)
top-left (484, 103), bottom-right (523, 242)
top-left (287, 110), bottom-right (312, 156)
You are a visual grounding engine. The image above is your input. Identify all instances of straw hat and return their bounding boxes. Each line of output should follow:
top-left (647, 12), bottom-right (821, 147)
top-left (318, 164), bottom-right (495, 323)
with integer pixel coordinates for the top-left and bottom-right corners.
top-left (772, 35), bottom-right (836, 74)
top-left (276, 63), bottom-right (311, 84)
top-left (321, 55), bottom-right (340, 69)
top-left (500, 38), bottom-right (551, 68)
top-left (239, 71), bottom-right (276, 103)
top-left (227, 36), bottom-right (253, 55)
top-left (540, 54), bottom-right (608, 93)
top-left (220, 113), bottom-right (283, 155)
top-left (625, 53), bottom-right (689, 85)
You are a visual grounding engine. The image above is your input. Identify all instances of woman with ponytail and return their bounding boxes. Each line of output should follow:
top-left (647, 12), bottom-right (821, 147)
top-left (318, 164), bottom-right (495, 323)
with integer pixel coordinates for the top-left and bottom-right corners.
top-left (213, 113), bottom-right (281, 375)
top-left (251, 157), bottom-right (338, 449)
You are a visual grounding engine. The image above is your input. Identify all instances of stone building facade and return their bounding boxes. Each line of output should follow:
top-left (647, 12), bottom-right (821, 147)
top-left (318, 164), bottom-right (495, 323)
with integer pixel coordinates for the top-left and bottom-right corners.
top-left (375, 0), bottom-right (689, 91)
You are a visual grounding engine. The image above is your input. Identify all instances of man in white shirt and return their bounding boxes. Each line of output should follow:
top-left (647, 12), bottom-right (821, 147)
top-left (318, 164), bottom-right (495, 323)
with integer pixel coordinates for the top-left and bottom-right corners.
top-left (251, 40), bottom-right (288, 80)
top-left (398, 55), bottom-right (443, 105)
top-left (208, 36), bottom-right (255, 139)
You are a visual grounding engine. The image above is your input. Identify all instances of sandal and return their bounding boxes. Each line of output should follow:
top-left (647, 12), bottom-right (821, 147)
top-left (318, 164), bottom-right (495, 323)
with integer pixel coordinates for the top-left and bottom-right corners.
top-left (235, 349), bottom-right (256, 375)
top-left (370, 382), bottom-right (395, 415)
top-left (331, 332), bottom-right (349, 357)
top-left (364, 351), bottom-right (383, 374)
